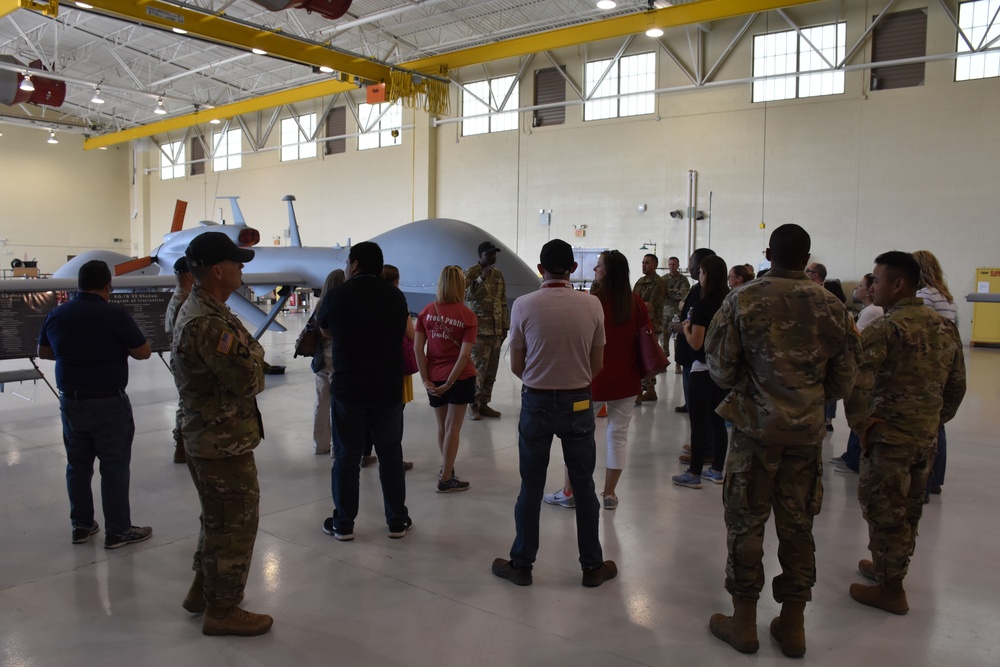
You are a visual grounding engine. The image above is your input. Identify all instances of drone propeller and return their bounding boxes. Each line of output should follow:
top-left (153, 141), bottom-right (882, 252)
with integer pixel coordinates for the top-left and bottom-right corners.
top-left (115, 199), bottom-right (187, 276)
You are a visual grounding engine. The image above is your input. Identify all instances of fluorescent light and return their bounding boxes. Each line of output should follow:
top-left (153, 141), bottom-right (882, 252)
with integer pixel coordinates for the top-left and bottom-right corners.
top-left (19, 74), bottom-right (34, 92)
top-left (209, 118), bottom-right (221, 124)
top-left (75, 2), bottom-right (94, 8)
top-left (646, 27), bottom-right (664, 37)
top-left (91, 87), bottom-right (105, 104)
top-left (47, 130), bottom-right (58, 144)
top-left (319, 66), bottom-right (334, 74)
top-left (251, 48), bottom-right (267, 55)
top-left (597, 0), bottom-right (616, 9)
top-left (154, 97), bottom-right (167, 115)
top-left (172, 27), bottom-right (187, 34)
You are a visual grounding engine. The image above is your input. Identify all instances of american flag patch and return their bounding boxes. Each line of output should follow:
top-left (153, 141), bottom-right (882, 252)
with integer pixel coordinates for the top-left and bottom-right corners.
top-left (217, 331), bottom-right (235, 354)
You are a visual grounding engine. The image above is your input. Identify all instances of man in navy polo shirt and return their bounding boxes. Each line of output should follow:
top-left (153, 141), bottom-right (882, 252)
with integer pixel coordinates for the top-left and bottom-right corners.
top-left (38, 260), bottom-right (153, 549)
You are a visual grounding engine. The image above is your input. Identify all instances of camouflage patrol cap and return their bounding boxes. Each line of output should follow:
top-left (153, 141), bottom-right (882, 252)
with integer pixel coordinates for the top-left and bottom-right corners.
top-left (186, 232), bottom-right (255, 268)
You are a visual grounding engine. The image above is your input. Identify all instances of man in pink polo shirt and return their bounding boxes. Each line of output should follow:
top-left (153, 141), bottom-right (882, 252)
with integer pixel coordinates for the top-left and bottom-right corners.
top-left (491, 239), bottom-right (617, 588)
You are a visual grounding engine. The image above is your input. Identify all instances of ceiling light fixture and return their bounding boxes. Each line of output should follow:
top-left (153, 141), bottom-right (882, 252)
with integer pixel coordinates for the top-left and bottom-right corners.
top-left (75, 2), bottom-right (94, 8)
top-left (91, 87), bottom-right (105, 104)
top-left (154, 97), bottom-right (167, 115)
top-left (19, 74), bottom-right (34, 92)
top-left (209, 118), bottom-right (221, 124)
top-left (251, 48), bottom-right (267, 55)
top-left (597, 0), bottom-right (616, 9)
top-left (47, 130), bottom-right (58, 144)
top-left (319, 66), bottom-right (334, 74)
top-left (172, 27), bottom-right (188, 34)
top-left (646, 27), bottom-right (664, 37)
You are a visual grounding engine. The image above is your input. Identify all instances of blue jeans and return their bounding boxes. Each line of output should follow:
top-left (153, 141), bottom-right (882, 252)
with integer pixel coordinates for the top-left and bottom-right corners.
top-left (842, 430), bottom-right (861, 472)
top-left (510, 389), bottom-right (603, 570)
top-left (824, 401), bottom-right (837, 422)
top-left (330, 398), bottom-right (408, 532)
top-left (59, 394), bottom-right (135, 535)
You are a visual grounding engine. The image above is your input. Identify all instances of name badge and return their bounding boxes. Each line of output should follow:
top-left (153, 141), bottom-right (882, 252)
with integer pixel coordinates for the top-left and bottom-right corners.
top-left (572, 400), bottom-right (590, 412)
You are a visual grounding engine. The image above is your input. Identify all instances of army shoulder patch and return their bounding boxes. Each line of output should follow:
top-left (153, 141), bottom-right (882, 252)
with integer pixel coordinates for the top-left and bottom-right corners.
top-left (217, 331), bottom-right (235, 354)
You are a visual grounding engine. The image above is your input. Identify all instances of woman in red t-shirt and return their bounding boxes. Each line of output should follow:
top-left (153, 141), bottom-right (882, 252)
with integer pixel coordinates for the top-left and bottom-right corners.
top-left (543, 250), bottom-right (648, 510)
top-left (415, 265), bottom-right (478, 493)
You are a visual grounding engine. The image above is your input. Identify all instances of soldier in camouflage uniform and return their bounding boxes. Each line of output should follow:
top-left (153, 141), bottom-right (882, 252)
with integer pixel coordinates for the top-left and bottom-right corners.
top-left (705, 224), bottom-right (860, 658)
top-left (633, 254), bottom-right (667, 401)
top-left (661, 256), bottom-right (690, 365)
top-left (845, 251), bottom-right (965, 615)
top-left (171, 232), bottom-right (272, 637)
top-left (166, 256), bottom-right (194, 464)
top-left (464, 241), bottom-right (509, 420)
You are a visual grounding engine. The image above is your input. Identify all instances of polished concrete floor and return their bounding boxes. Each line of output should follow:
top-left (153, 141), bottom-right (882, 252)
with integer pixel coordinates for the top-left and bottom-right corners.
top-left (1, 312), bottom-right (998, 666)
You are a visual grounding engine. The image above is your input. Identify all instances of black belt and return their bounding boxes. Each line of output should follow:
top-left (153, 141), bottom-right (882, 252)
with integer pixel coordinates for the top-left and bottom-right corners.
top-left (60, 389), bottom-right (127, 400)
top-left (522, 385), bottom-right (591, 396)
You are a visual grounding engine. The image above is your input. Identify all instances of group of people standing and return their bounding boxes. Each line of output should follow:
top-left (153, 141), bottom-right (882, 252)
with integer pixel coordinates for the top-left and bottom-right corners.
top-left (37, 225), bottom-right (967, 651)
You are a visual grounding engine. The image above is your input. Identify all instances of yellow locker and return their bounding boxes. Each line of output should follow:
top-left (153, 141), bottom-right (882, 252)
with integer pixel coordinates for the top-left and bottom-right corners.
top-left (971, 268), bottom-right (1000, 346)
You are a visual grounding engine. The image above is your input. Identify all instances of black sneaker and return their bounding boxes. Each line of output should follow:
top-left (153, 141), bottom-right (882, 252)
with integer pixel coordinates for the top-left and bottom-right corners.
top-left (104, 525), bottom-right (152, 550)
top-left (582, 560), bottom-right (618, 587)
top-left (437, 476), bottom-right (470, 493)
top-left (322, 517), bottom-right (354, 541)
top-left (72, 522), bottom-right (99, 544)
top-left (387, 519), bottom-right (413, 539)
top-left (674, 405), bottom-right (688, 413)
top-left (492, 558), bottom-right (532, 586)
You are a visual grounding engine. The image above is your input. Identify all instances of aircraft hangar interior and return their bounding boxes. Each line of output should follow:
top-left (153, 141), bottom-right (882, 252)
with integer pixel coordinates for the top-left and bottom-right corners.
top-left (0, 0), bottom-right (998, 664)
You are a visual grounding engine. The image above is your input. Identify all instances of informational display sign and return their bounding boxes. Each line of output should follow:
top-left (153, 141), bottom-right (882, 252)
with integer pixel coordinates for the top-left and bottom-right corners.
top-left (110, 292), bottom-right (172, 353)
top-left (0, 292), bottom-right (57, 360)
top-left (0, 290), bottom-right (172, 360)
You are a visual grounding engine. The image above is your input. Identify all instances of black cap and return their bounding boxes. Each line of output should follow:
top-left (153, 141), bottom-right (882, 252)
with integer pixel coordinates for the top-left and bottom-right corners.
top-left (172, 256), bottom-right (190, 274)
top-left (185, 232), bottom-right (255, 268)
top-left (539, 239), bottom-right (575, 275)
top-left (478, 241), bottom-right (500, 255)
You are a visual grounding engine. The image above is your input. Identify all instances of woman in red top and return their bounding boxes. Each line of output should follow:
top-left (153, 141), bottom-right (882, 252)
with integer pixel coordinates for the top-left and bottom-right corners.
top-left (544, 250), bottom-right (649, 510)
top-left (415, 265), bottom-right (478, 493)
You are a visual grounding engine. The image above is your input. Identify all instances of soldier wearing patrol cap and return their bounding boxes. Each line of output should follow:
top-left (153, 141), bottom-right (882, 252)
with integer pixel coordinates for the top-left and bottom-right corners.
top-left (171, 231), bottom-right (272, 637)
top-left (705, 224), bottom-right (860, 658)
top-left (464, 240), bottom-right (509, 420)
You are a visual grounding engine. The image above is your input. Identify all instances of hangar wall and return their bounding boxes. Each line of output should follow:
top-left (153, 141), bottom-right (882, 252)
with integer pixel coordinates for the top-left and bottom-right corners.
top-left (2, 1), bottom-right (991, 341)
top-left (0, 126), bottom-right (129, 273)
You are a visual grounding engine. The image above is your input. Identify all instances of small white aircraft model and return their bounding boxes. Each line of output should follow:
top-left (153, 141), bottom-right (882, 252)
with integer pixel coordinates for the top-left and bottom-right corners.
top-left (5, 196), bottom-right (542, 338)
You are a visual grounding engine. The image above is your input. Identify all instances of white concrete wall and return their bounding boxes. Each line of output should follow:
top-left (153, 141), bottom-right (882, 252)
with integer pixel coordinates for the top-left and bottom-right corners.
top-left (0, 125), bottom-right (129, 273)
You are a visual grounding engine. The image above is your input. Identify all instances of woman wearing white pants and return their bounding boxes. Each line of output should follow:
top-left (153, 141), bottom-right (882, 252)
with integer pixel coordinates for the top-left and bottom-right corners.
top-left (544, 250), bottom-right (650, 510)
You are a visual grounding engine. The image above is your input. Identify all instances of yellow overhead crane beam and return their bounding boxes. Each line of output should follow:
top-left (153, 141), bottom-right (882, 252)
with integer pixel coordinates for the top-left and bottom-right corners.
top-left (67, 0), bottom-right (821, 150)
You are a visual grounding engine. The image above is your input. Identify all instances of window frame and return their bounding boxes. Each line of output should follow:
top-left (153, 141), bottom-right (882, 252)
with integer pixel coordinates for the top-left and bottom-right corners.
top-left (280, 113), bottom-right (317, 162)
top-left (955, 0), bottom-right (1000, 81)
top-left (751, 21), bottom-right (846, 103)
top-left (584, 51), bottom-right (656, 121)
top-left (212, 128), bottom-right (242, 172)
top-left (159, 140), bottom-right (185, 180)
top-left (461, 74), bottom-right (520, 136)
top-left (357, 102), bottom-right (402, 151)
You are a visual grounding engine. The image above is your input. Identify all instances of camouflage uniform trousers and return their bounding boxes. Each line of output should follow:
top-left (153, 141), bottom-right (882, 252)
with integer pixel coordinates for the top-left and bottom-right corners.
top-left (858, 443), bottom-right (933, 583)
top-left (186, 451), bottom-right (260, 608)
top-left (723, 430), bottom-right (823, 602)
top-left (472, 334), bottom-right (503, 406)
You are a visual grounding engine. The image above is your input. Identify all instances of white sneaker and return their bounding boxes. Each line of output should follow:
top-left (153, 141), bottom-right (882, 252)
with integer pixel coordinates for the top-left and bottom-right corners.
top-left (543, 488), bottom-right (575, 508)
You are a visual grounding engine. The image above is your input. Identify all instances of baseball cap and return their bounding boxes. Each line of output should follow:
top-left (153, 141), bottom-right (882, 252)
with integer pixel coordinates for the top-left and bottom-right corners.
top-left (539, 239), bottom-right (575, 275)
top-left (172, 256), bottom-right (190, 274)
top-left (478, 241), bottom-right (501, 254)
top-left (185, 232), bottom-right (255, 268)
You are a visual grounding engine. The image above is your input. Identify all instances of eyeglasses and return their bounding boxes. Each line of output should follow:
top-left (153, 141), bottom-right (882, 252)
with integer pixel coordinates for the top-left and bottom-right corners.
top-left (804, 269), bottom-right (818, 275)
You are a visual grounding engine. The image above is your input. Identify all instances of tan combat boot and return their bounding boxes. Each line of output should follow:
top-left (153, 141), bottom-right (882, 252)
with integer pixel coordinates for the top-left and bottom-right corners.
top-left (479, 403), bottom-right (502, 418)
top-left (770, 600), bottom-right (807, 657)
top-left (468, 405), bottom-right (481, 421)
top-left (182, 571), bottom-right (205, 613)
top-left (173, 445), bottom-right (186, 464)
top-left (641, 387), bottom-right (658, 402)
top-left (858, 559), bottom-right (877, 581)
top-left (850, 579), bottom-right (909, 615)
top-left (710, 596), bottom-right (759, 654)
top-left (202, 605), bottom-right (273, 636)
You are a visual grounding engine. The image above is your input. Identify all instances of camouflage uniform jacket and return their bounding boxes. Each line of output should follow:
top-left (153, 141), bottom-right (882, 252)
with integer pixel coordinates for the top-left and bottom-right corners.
top-left (633, 274), bottom-right (667, 333)
top-left (165, 286), bottom-right (190, 335)
top-left (172, 286), bottom-right (265, 459)
top-left (845, 297), bottom-right (966, 447)
top-left (464, 263), bottom-right (509, 336)
top-left (662, 272), bottom-right (691, 321)
top-left (705, 269), bottom-right (860, 445)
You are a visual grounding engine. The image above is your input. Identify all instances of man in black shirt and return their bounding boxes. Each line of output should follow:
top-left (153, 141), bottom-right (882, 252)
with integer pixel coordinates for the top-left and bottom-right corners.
top-left (316, 242), bottom-right (411, 541)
